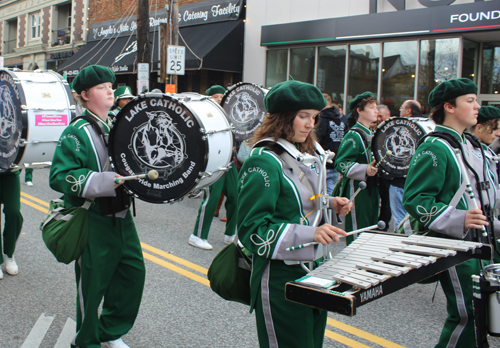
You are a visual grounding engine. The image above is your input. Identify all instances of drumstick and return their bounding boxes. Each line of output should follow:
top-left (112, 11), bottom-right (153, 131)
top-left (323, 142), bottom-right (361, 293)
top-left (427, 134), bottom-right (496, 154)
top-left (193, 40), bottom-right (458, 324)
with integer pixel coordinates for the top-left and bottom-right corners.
top-left (347, 181), bottom-right (367, 205)
top-left (114, 170), bottom-right (159, 183)
top-left (285, 221), bottom-right (385, 251)
top-left (454, 149), bottom-right (488, 237)
top-left (375, 150), bottom-right (393, 168)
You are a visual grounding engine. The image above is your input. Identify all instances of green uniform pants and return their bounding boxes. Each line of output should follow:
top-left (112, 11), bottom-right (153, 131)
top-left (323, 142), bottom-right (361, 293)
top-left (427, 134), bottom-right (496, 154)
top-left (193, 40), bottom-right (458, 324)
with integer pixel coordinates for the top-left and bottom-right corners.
top-left (74, 210), bottom-right (145, 348)
top-left (437, 258), bottom-right (485, 348)
top-left (344, 182), bottom-right (379, 245)
top-left (24, 168), bottom-right (33, 182)
top-left (255, 261), bottom-right (327, 348)
top-left (0, 170), bottom-right (23, 261)
top-left (192, 165), bottom-right (238, 240)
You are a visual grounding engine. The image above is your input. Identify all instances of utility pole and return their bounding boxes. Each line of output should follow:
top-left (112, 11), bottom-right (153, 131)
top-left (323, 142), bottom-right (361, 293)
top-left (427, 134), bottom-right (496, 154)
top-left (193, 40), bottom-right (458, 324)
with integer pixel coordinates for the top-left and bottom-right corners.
top-left (171, 0), bottom-right (179, 91)
top-left (137, 0), bottom-right (150, 67)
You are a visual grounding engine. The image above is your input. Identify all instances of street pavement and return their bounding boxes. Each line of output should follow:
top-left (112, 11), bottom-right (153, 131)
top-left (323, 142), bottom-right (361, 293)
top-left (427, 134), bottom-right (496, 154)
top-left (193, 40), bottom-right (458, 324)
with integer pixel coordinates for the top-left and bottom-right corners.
top-left (1, 168), bottom-right (500, 348)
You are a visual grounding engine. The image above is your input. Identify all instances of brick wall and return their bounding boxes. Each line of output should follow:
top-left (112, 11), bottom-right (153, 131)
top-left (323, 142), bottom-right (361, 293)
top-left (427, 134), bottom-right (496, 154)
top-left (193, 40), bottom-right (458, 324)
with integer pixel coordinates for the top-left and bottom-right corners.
top-left (73, 0), bottom-right (85, 42)
top-left (88, 0), bottom-right (205, 24)
top-left (41, 7), bottom-right (50, 44)
top-left (19, 14), bottom-right (26, 47)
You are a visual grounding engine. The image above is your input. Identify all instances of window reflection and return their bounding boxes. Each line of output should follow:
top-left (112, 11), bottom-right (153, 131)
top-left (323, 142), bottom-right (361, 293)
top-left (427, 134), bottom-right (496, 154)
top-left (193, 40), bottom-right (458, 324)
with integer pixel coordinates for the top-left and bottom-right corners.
top-left (381, 41), bottom-right (417, 116)
top-left (348, 43), bottom-right (380, 105)
top-left (462, 39), bottom-right (479, 84)
top-left (265, 49), bottom-right (288, 88)
top-left (418, 38), bottom-right (459, 113)
top-left (290, 47), bottom-right (315, 84)
top-left (481, 42), bottom-right (500, 95)
top-left (317, 46), bottom-right (347, 107)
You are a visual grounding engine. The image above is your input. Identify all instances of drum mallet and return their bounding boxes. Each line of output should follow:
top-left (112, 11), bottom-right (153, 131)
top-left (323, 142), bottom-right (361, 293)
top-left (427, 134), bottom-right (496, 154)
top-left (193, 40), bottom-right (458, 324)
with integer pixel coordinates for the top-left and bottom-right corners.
top-left (347, 181), bottom-right (367, 205)
top-left (374, 150), bottom-right (393, 168)
top-left (114, 170), bottom-right (159, 183)
top-left (341, 221), bottom-right (386, 238)
top-left (285, 221), bottom-right (386, 251)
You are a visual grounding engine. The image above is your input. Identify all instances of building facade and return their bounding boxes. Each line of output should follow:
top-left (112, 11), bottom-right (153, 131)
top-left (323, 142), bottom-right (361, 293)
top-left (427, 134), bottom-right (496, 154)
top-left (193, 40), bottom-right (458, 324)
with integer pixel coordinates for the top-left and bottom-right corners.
top-left (244, 0), bottom-right (500, 114)
top-left (0, 0), bottom-right (88, 72)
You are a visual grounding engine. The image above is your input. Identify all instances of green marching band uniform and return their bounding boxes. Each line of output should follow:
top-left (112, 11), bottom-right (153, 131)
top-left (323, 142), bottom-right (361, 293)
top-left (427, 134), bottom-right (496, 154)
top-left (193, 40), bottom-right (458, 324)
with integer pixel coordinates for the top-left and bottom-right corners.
top-left (238, 80), bottom-right (341, 348)
top-left (109, 86), bottom-right (134, 118)
top-left (0, 170), bottom-right (23, 271)
top-left (190, 85), bottom-right (237, 249)
top-left (49, 66), bottom-right (145, 348)
top-left (334, 92), bottom-right (379, 245)
top-left (402, 78), bottom-right (500, 348)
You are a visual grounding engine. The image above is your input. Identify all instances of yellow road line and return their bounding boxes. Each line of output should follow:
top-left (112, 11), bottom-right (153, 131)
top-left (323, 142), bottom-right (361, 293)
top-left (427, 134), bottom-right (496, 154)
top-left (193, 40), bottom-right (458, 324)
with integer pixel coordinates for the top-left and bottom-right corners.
top-left (20, 198), bottom-right (49, 214)
top-left (327, 318), bottom-right (406, 348)
top-left (141, 242), bottom-right (208, 275)
top-left (143, 251), bottom-right (210, 286)
top-left (324, 330), bottom-right (373, 348)
top-left (21, 191), bottom-right (50, 207)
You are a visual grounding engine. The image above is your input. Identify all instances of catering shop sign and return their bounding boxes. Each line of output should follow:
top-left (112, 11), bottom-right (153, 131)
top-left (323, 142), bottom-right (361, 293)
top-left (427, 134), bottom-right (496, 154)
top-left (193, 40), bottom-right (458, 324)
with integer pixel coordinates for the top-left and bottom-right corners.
top-left (88, 0), bottom-right (242, 41)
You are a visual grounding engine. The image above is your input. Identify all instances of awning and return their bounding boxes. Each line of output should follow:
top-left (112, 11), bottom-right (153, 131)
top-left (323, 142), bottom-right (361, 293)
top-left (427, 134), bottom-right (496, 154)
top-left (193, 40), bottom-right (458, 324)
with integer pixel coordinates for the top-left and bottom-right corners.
top-left (58, 20), bottom-right (243, 76)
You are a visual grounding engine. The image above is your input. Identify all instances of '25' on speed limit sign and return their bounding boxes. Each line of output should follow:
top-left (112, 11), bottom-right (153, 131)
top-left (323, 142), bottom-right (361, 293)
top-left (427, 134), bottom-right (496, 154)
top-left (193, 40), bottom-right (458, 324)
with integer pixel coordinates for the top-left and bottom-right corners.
top-left (167, 45), bottom-right (185, 75)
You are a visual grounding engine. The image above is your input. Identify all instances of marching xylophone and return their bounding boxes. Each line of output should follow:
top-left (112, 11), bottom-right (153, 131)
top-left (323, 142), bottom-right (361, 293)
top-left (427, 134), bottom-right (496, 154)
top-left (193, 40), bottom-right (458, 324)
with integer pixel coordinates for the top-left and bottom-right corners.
top-left (285, 232), bottom-right (492, 316)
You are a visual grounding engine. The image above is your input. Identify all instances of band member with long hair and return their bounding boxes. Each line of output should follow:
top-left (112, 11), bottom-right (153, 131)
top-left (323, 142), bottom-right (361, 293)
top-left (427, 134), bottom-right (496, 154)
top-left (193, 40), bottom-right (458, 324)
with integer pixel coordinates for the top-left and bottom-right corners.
top-left (403, 78), bottom-right (500, 348)
top-left (237, 80), bottom-right (351, 348)
top-left (334, 92), bottom-right (379, 245)
top-left (49, 65), bottom-right (145, 348)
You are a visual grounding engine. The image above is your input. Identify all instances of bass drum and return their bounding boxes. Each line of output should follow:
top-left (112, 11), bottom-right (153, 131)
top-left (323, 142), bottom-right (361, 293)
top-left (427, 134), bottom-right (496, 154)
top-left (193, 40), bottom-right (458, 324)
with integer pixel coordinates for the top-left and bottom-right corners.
top-left (0, 69), bottom-right (74, 171)
top-left (372, 117), bottom-right (435, 178)
top-left (109, 92), bottom-right (234, 203)
top-left (220, 82), bottom-right (268, 141)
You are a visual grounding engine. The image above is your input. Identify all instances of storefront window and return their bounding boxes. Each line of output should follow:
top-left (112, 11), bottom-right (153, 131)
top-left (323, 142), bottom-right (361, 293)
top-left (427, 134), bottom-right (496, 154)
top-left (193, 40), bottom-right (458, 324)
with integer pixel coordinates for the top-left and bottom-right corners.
top-left (290, 47), bottom-right (315, 85)
top-left (481, 42), bottom-right (500, 95)
top-left (317, 45), bottom-right (346, 107)
top-left (462, 39), bottom-right (479, 84)
top-left (348, 43), bottom-right (380, 104)
top-left (381, 41), bottom-right (417, 115)
top-left (265, 49), bottom-right (288, 88)
top-left (418, 38), bottom-right (459, 113)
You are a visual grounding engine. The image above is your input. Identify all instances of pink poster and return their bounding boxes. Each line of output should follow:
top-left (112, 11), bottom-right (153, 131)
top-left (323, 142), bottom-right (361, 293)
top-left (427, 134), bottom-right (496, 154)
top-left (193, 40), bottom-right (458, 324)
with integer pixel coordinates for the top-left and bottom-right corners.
top-left (35, 114), bottom-right (68, 126)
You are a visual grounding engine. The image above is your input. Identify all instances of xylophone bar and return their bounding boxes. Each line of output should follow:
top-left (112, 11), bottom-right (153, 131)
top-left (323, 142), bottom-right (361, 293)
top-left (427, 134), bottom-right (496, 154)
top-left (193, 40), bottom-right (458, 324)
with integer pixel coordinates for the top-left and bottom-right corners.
top-left (285, 232), bottom-right (492, 316)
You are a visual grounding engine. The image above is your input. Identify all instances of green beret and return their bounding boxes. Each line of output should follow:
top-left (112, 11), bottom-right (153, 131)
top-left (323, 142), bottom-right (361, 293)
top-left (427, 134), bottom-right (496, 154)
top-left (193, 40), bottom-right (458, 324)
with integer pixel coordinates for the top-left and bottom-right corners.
top-left (428, 78), bottom-right (478, 108)
top-left (205, 85), bottom-right (226, 96)
top-left (72, 65), bottom-right (116, 94)
top-left (114, 86), bottom-right (134, 100)
top-left (348, 92), bottom-right (376, 111)
top-left (264, 80), bottom-right (326, 113)
top-left (69, 81), bottom-right (76, 93)
top-left (477, 106), bottom-right (500, 124)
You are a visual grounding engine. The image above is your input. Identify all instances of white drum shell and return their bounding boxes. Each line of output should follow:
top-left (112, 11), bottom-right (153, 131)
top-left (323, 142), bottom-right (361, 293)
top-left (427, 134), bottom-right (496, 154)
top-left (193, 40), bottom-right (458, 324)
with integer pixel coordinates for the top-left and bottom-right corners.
top-left (7, 70), bottom-right (73, 168)
top-left (176, 93), bottom-right (234, 190)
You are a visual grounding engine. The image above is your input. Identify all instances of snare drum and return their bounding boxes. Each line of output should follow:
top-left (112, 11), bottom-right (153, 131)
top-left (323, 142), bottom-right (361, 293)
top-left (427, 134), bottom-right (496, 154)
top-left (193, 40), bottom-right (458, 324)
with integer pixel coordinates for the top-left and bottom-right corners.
top-left (0, 69), bottom-right (74, 171)
top-left (482, 264), bottom-right (500, 336)
top-left (372, 117), bottom-right (435, 178)
top-left (221, 82), bottom-right (268, 142)
top-left (109, 92), bottom-right (234, 203)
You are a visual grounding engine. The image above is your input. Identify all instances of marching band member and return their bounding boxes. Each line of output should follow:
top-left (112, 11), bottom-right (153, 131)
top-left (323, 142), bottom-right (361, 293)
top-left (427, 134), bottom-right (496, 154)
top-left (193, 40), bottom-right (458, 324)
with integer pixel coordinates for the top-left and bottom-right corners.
top-left (468, 105), bottom-right (500, 146)
top-left (402, 78), bottom-right (500, 348)
top-left (49, 65), bottom-right (145, 348)
top-left (334, 92), bottom-right (379, 244)
top-left (0, 169), bottom-right (22, 279)
top-left (189, 85), bottom-right (238, 249)
top-left (237, 80), bottom-right (351, 348)
top-left (109, 86), bottom-right (135, 119)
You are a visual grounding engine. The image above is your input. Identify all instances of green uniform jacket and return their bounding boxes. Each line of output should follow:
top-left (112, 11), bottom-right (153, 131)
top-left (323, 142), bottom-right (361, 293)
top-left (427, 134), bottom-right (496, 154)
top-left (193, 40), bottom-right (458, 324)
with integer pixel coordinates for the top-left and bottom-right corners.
top-left (238, 145), bottom-right (323, 311)
top-left (402, 125), bottom-right (500, 239)
top-left (49, 110), bottom-right (118, 212)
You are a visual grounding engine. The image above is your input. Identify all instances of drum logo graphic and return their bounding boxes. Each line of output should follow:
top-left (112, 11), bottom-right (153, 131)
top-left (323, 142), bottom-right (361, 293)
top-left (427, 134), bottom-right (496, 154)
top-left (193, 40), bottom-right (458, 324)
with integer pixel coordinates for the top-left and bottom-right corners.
top-left (0, 85), bottom-right (17, 139)
top-left (230, 92), bottom-right (260, 124)
top-left (130, 110), bottom-right (187, 176)
top-left (384, 126), bottom-right (416, 160)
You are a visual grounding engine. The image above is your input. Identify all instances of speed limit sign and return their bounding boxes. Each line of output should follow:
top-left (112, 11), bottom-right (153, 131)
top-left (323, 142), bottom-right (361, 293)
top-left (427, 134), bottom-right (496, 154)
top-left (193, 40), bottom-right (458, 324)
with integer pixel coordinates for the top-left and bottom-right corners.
top-left (167, 45), bottom-right (185, 75)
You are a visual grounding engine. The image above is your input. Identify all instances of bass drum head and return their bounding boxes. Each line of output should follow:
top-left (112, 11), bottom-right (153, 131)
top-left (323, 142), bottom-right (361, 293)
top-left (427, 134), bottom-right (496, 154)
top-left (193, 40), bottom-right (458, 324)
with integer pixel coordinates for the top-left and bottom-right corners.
top-left (109, 94), bottom-right (207, 203)
top-left (221, 82), bottom-right (268, 141)
top-left (372, 117), bottom-right (434, 178)
top-left (0, 70), bottom-right (25, 171)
